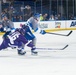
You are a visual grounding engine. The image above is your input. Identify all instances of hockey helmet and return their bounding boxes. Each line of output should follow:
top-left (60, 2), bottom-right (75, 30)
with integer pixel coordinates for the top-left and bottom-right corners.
top-left (34, 13), bottom-right (40, 18)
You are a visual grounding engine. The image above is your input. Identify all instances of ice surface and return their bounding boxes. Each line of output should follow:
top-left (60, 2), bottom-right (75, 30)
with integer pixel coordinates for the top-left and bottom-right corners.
top-left (0, 30), bottom-right (76, 75)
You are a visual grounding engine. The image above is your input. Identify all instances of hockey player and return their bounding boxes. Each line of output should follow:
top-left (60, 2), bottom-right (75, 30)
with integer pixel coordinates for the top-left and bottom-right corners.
top-left (1, 15), bottom-right (15, 39)
top-left (20, 13), bottom-right (40, 55)
top-left (0, 27), bottom-right (36, 55)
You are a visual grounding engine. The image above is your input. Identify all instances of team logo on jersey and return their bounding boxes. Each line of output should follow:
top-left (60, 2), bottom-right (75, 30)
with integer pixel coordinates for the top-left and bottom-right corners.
top-left (55, 22), bottom-right (61, 28)
top-left (70, 21), bottom-right (76, 27)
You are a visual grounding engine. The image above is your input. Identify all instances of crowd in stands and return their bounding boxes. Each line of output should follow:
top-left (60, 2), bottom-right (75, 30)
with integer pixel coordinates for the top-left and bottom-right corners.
top-left (1, 3), bottom-right (33, 22)
top-left (1, 1), bottom-right (76, 22)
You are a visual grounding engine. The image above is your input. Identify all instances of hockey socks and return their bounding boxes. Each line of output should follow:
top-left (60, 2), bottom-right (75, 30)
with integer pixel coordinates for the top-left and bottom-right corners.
top-left (31, 47), bottom-right (38, 55)
top-left (26, 41), bottom-right (38, 55)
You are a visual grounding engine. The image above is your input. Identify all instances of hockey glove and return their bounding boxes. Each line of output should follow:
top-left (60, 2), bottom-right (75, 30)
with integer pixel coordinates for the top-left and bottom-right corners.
top-left (40, 30), bottom-right (46, 35)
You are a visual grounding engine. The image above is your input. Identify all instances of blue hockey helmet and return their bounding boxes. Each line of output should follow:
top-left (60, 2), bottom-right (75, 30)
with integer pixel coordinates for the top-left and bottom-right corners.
top-left (34, 13), bottom-right (40, 18)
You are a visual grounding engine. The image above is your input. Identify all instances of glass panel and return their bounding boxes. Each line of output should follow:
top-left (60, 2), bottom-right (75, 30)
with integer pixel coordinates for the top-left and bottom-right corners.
top-left (0, 0), bottom-right (76, 21)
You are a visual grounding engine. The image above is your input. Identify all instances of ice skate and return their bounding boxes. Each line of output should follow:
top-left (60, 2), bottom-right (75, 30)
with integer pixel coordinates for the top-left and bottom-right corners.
top-left (17, 49), bottom-right (26, 55)
top-left (31, 47), bottom-right (38, 55)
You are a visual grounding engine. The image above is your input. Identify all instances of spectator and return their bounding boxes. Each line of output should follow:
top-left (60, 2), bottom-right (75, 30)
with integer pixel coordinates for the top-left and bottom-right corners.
top-left (54, 15), bottom-right (58, 20)
top-left (20, 5), bottom-right (25, 16)
top-left (43, 13), bottom-right (48, 21)
top-left (12, 15), bottom-right (17, 22)
top-left (3, 8), bottom-right (9, 19)
top-left (57, 13), bottom-right (61, 20)
top-left (69, 14), bottom-right (74, 20)
top-left (16, 16), bottom-right (20, 22)
top-left (8, 5), bottom-right (15, 20)
top-left (19, 16), bottom-right (23, 22)
top-left (24, 5), bottom-right (33, 21)
top-left (49, 15), bottom-right (55, 21)
top-left (20, 5), bottom-right (25, 12)
top-left (40, 14), bottom-right (44, 21)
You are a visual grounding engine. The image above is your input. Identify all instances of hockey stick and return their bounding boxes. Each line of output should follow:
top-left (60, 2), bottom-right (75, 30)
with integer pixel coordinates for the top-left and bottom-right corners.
top-left (46, 30), bottom-right (72, 36)
top-left (36, 44), bottom-right (68, 50)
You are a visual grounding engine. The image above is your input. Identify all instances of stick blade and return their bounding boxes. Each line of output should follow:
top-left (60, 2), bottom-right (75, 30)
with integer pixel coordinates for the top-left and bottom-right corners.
top-left (67, 31), bottom-right (73, 36)
top-left (60, 44), bottom-right (69, 50)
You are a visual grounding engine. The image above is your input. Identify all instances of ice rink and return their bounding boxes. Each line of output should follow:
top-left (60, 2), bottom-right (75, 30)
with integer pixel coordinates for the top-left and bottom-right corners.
top-left (0, 30), bottom-right (76, 75)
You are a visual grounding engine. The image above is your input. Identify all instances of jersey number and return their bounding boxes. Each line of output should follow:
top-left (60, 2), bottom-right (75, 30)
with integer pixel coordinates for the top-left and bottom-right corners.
top-left (8, 32), bottom-right (20, 44)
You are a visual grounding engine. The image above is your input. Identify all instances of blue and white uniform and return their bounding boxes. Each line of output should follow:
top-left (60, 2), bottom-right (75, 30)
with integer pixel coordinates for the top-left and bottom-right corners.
top-left (21, 13), bottom-right (40, 54)
top-left (25, 13), bottom-right (40, 46)
top-left (1, 15), bottom-right (15, 38)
